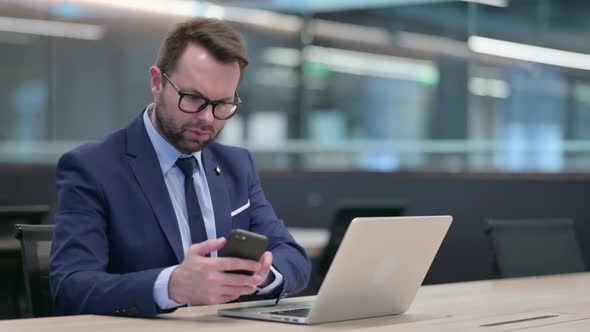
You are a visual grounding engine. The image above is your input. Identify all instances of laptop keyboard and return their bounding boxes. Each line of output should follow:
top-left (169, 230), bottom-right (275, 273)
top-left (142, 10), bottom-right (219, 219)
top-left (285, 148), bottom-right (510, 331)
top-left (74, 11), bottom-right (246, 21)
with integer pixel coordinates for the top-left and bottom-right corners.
top-left (262, 307), bottom-right (311, 317)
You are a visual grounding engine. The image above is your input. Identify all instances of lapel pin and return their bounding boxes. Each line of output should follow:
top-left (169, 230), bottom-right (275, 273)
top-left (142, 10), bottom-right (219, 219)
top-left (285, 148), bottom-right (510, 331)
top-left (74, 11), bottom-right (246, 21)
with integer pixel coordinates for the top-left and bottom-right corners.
top-left (215, 166), bottom-right (221, 175)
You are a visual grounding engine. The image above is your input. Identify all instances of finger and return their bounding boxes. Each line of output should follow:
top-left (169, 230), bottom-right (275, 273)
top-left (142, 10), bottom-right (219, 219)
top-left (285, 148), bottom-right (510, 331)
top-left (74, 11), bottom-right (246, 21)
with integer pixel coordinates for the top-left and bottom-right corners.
top-left (221, 284), bottom-right (257, 297)
top-left (219, 272), bottom-right (260, 287)
top-left (249, 252), bottom-right (271, 287)
top-left (259, 251), bottom-right (272, 268)
top-left (220, 294), bottom-right (237, 303)
top-left (254, 252), bottom-right (272, 277)
top-left (220, 293), bottom-right (241, 303)
top-left (214, 257), bottom-right (261, 273)
top-left (208, 294), bottom-right (237, 305)
top-left (189, 237), bottom-right (226, 257)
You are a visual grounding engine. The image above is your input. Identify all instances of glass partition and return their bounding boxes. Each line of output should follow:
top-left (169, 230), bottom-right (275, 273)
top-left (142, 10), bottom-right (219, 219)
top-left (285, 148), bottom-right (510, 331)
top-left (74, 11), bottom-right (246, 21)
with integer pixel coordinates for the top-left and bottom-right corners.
top-left (1, 0), bottom-right (589, 172)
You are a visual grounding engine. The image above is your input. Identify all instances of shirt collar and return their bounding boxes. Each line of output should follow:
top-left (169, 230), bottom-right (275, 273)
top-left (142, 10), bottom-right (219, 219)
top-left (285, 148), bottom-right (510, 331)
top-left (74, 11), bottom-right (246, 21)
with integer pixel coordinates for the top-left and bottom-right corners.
top-left (143, 103), bottom-right (203, 175)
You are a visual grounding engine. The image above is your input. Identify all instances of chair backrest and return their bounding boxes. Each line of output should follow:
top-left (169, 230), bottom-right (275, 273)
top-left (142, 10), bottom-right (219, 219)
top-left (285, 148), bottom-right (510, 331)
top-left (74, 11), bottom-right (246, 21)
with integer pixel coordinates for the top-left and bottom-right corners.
top-left (311, 200), bottom-right (406, 291)
top-left (0, 205), bottom-right (51, 319)
top-left (14, 224), bottom-right (55, 318)
top-left (486, 218), bottom-right (587, 278)
top-left (0, 205), bottom-right (50, 236)
top-left (0, 205), bottom-right (50, 222)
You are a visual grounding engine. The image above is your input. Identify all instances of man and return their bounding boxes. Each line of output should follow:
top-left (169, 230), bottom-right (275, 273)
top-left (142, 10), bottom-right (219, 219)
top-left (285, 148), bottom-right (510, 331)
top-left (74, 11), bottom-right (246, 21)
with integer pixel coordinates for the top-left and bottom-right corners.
top-left (49, 17), bottom-right (311, 317)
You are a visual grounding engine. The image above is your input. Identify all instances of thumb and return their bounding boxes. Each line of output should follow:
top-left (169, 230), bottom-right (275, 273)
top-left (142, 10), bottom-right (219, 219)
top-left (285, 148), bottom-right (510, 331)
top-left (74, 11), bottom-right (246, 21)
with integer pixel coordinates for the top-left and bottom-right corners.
top-left (190, 237), bottom-right (226, 257)
top-left (260, 251), bottom-right (273, 266)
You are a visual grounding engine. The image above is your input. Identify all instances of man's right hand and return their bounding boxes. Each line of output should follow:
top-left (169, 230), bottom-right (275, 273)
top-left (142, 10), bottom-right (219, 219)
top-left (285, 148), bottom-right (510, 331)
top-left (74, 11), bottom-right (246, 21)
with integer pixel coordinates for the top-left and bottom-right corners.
top-left (168, 237), bottom-right (264, 305)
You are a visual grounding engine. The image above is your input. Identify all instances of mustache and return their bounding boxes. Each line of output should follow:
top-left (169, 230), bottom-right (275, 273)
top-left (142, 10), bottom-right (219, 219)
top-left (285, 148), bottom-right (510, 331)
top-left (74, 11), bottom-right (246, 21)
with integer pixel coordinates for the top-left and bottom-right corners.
top-left (182, 123), bottom-right (214, 132)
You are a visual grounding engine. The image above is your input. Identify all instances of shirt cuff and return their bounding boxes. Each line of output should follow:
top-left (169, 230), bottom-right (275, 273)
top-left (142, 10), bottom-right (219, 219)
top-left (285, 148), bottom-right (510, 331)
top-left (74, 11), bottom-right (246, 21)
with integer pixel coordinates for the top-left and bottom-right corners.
top-left (256, 265), bottom-right (283, 296)
top-left (153, 265), bottom-right (183, 310)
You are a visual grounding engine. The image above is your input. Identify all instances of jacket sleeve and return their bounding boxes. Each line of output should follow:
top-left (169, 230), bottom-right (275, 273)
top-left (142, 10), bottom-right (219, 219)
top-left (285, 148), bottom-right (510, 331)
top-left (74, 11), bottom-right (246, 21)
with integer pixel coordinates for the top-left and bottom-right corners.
top-left (49, 151), bottom-right (164, 317)
top-left (245, 151), bottom-right (311, 298)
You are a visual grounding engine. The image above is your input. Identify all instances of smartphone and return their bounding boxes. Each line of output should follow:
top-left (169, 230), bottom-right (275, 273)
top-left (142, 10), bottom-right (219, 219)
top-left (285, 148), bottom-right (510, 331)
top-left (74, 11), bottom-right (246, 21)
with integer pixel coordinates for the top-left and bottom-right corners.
top-left (221, 229), bottom-right (268, 275)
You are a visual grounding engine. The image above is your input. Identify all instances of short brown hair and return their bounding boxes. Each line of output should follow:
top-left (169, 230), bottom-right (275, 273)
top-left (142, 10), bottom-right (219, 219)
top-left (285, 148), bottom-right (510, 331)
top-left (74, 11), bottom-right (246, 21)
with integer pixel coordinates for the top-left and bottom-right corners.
top-left (155, 17), bottom-right (249, 79)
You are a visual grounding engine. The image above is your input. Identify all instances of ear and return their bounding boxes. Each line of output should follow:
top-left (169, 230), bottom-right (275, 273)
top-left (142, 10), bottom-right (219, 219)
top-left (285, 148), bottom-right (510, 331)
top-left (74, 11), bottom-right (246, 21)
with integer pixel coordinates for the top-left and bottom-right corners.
top-left (149, 66), bottom-right (163, 98)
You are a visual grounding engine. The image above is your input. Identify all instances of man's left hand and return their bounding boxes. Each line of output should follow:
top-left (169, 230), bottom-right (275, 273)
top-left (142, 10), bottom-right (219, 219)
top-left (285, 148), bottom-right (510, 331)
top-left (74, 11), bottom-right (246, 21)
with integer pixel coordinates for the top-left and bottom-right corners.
top-left (253, 251), bottom-right (273, 289)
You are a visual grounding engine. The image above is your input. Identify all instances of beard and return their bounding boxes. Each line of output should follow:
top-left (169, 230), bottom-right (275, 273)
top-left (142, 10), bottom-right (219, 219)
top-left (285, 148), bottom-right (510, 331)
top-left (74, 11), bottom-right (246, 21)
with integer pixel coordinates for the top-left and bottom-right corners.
top-left (153, 98), bottom-right (221, 154)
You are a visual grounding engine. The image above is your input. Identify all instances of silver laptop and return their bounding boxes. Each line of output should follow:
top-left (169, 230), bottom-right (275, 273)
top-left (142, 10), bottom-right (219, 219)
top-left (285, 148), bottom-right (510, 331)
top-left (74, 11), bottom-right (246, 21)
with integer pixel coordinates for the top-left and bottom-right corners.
top-left (218, 215), bottom-right (452, 325)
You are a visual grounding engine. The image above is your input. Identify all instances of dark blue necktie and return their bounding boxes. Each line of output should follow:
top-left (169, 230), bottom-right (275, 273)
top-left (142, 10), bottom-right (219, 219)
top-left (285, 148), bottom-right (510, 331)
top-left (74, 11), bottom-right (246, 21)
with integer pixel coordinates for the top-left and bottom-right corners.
top-left (175, 157), bottom-right (208, 245)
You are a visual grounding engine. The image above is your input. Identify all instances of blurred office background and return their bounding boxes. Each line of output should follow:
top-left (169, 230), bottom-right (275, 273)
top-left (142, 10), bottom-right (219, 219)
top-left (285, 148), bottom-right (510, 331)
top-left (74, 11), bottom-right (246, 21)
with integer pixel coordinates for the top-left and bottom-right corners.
top-left (1, 0), bottom-right (589, 319)
top-left (2, 0), bottom-right (590, 172)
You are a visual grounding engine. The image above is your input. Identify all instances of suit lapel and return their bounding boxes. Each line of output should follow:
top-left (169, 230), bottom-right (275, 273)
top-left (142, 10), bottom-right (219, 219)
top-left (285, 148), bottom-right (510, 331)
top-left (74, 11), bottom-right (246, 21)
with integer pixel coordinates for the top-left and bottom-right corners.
top-left (201, 148), bottom-right (232, 241)
top-left (125, 113), bottom-right (184, 262)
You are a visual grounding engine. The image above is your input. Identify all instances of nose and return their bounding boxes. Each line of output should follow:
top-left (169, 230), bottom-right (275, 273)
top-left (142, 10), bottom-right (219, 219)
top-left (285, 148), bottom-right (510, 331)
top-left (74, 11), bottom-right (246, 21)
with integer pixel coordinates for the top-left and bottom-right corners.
top-left (195, 103), bottom-right (215, 124)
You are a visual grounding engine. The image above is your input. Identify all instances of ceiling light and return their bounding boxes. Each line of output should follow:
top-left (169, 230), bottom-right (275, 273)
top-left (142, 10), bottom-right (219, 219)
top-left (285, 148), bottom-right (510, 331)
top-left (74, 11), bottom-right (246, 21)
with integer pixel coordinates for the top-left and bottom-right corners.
top-left (0, 16), bottom-right (103, 40)
top-left (469, 36), bottom-right (590, 71)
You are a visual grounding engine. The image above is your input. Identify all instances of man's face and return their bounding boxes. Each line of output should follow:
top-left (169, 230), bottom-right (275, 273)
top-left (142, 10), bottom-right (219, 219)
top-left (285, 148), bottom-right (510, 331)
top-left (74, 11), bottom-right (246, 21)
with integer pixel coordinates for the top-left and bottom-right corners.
top-left (150, 43), bottom-right (241, 154)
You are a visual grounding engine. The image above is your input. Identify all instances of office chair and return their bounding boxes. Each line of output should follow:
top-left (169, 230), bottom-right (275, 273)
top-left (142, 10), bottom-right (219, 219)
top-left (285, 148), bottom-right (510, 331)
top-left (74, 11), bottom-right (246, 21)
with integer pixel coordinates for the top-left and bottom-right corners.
top-left (0, 205), bottom-right (50, 223)
top-left (14, 224), bottom-right (55, 318)
top-left (310, 200), bottom-right (406, 292)
top-left (486, 218), bottom-right (587, 278)
top-left (0, 205), bottom-right (50, 319)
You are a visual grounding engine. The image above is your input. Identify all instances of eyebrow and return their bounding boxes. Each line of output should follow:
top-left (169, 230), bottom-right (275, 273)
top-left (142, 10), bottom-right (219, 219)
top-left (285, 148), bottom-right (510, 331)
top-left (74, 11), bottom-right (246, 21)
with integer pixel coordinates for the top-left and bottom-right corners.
top-left (184, 87), bottom-right (234, 103)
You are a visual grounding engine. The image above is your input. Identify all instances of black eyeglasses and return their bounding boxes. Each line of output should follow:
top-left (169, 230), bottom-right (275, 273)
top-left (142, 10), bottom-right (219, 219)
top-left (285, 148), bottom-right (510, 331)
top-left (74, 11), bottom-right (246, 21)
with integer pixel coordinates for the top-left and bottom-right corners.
top-left (162, 72), bottom-right (242, 120)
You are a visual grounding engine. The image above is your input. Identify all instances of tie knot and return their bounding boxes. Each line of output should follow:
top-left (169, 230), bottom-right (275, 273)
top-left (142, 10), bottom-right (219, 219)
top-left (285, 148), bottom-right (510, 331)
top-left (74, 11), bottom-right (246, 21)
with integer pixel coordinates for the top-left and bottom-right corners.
top-left (175, 156), bottom-right (197, 178)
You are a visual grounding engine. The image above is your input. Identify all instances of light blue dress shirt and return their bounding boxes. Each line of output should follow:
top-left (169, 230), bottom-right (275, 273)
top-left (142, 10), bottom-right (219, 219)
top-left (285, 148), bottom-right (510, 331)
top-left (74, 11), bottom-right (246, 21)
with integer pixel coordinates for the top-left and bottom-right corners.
top-left (143, 106), bottom-right (282, 309)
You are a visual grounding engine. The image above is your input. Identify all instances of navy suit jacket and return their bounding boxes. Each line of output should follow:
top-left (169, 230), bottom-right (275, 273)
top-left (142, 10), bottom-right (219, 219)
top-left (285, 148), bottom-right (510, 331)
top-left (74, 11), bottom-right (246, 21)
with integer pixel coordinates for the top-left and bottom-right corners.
top-left (49, 113), bottom-right (311, 317)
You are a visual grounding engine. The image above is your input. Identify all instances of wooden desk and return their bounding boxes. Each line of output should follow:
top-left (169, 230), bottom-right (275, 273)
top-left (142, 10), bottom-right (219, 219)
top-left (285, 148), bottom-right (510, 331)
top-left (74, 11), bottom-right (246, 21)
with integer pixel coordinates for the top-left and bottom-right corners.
top-left (1, 273), bottom-right (589, 331)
